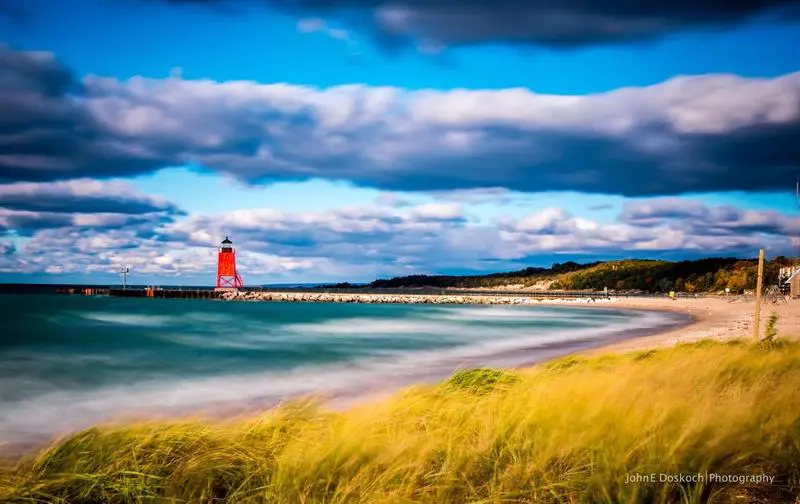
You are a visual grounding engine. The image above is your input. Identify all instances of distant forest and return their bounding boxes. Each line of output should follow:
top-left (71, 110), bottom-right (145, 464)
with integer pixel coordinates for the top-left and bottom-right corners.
top-left (347, 257), bottom-right (794, 294)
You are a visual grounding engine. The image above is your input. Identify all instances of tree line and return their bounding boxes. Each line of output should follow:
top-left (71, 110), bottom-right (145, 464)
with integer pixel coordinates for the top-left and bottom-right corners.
top-left (363, 257), bottom-right (793, 293)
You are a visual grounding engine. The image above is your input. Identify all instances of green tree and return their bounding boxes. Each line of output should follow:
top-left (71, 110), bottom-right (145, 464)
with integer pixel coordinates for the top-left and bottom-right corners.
top-left (713, 270), bottom-right (731, 291)
top-left (727, 269), bottom-right (749, 293)
top-left (657, 277), bottom-right (674, 292)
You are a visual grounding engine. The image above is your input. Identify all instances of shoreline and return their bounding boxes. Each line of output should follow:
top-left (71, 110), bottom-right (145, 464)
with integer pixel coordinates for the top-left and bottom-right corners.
top-left (327, 297), bottom-right (799, 409)
top-left (570, 296), bottom-right (798, 355)
top-left (326, 306), bottom-right (694, 411)
top-left (2, 297), bottom-right (796, 460)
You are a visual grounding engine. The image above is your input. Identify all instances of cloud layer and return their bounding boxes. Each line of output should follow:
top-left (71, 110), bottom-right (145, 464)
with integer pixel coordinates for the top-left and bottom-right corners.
top-left (1, 43), bottom-right (798, 281)
top-left (2, 189), bottom-right (796, 280)
top-left (2, 46), bottom-right (799, 197)
top-left (0, 179), bottom-right (182, 236)
top-left (157, 0), bottom-right (800, 50)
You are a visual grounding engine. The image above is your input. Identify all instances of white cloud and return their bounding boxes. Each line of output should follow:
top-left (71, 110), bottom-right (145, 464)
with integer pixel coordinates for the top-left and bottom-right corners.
top-left (0, 179), bottom-right (175, 213)
top-left (407, 203), bottom-right (463, 221)
top-left (2, 193), bottom-right (796, 281)
top-left (0, 179), bottom-right (182, 236)
top-left (297, 17), bottom-right (352, 42)
top-left (4, 45), bottom-right (799, 196)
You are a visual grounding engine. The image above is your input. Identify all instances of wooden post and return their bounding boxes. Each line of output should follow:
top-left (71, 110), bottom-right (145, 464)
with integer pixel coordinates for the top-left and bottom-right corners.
top-left (753, 248), bottom-right (765, 339)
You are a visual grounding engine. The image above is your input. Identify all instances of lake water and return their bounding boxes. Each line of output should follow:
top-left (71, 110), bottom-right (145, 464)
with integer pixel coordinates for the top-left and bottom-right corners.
top-left (0, 294), bottom-right (689, 447)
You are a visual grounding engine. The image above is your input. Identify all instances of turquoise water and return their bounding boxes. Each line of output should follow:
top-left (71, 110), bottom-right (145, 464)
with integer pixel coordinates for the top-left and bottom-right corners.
top-left (0, 294), bottom-right (687, 445)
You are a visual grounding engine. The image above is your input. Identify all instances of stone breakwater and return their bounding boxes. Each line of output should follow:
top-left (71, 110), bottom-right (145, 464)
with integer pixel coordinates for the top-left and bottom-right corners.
top-left (219, 291), bottom-right (616, 305)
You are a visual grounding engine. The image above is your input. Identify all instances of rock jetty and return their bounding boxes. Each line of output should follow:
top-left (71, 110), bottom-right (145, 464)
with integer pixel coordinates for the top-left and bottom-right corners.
top-left (218, 291), bottom-right (614, 305)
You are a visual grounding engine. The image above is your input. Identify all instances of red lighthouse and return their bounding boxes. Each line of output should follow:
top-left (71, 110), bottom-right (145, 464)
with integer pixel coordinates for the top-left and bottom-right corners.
top-left (216, 236), bottom-right (244, 290)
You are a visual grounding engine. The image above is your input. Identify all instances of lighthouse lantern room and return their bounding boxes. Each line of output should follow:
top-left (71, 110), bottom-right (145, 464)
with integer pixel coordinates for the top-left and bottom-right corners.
top-left (216, 236), bottom-right (244, 290)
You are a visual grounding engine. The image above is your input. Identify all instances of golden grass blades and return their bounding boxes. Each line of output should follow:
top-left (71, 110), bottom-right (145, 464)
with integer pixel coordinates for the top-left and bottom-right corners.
top-left (2, 338), bottom-right (799, 503)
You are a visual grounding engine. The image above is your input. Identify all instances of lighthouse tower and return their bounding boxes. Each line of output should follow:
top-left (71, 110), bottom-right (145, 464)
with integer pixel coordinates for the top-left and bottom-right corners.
top-left (216, 236), bottom-right (244, 290)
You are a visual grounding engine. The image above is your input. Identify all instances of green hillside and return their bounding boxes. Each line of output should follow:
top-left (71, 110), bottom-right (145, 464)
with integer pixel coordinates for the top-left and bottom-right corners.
top-left (367, 257), bottom-right (793, 293)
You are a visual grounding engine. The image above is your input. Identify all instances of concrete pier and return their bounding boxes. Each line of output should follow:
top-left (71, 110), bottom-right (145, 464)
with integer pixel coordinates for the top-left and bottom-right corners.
top-left (101, 287), bottom-right (621, 303)
top-left (33, 286), bottom-right (695, 303)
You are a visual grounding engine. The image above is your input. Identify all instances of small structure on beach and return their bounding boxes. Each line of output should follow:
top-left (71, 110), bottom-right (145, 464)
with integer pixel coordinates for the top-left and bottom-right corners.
top-left (779, 267), bottom-right (800, 298)
top-left (216, 236), bottom-right (244, 291)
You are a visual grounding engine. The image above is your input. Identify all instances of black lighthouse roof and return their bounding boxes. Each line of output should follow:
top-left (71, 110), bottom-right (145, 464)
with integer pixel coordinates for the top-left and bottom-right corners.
top-left (221, 237), bottom-right (233, 244)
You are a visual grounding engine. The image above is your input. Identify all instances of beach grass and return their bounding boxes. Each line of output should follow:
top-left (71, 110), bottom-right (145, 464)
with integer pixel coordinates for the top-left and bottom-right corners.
top-left (2, 338), bottom-right (800, 503)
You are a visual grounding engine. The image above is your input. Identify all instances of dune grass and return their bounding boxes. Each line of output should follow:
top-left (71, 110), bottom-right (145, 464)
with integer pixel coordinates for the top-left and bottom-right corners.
top-left (2, 338), bottom-right (800, 503)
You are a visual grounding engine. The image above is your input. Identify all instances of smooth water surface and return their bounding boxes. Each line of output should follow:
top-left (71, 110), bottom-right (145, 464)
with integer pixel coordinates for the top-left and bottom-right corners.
top-left (0, 294), bottom-right (688, 445)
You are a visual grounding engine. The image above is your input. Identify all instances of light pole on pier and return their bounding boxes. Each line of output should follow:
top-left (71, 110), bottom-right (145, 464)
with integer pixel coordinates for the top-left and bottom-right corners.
top-left (119, 266), bottom-right (131, 290)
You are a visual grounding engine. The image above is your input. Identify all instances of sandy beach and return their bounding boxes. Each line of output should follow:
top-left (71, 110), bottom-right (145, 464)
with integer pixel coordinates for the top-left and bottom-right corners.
top-left (570, 296), bottom-right (800, 356)
top-left (327, 295), bottom-right (799, 410)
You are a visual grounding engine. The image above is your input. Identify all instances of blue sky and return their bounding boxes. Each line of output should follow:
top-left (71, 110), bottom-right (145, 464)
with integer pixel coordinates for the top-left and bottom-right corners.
top-left (0, 0), bottom-right (799, 284)
top-left (6, 0), bottom-right (800, 92)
